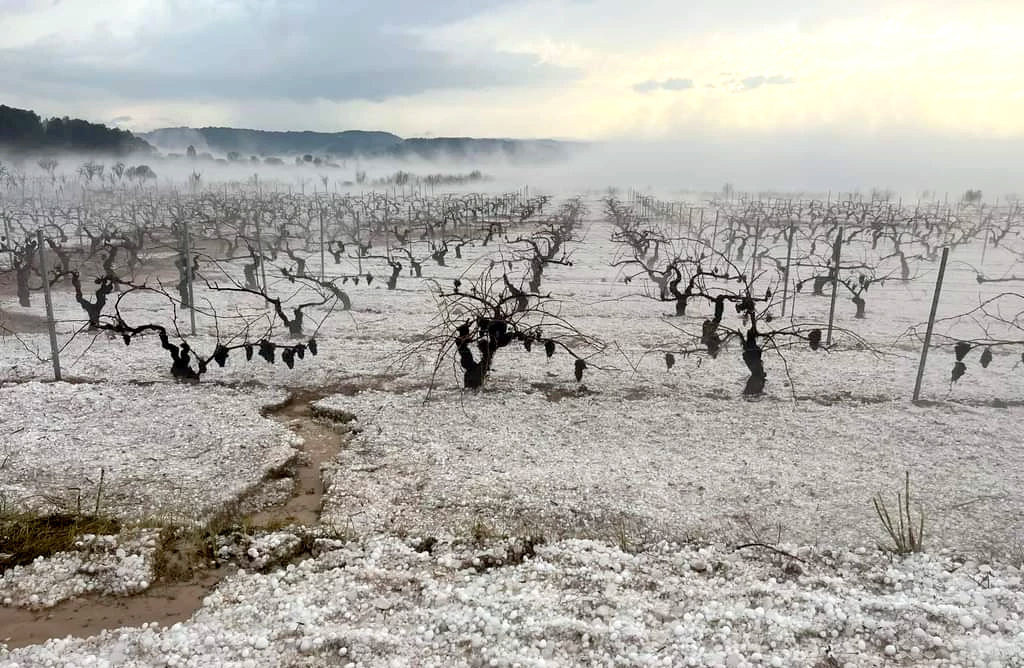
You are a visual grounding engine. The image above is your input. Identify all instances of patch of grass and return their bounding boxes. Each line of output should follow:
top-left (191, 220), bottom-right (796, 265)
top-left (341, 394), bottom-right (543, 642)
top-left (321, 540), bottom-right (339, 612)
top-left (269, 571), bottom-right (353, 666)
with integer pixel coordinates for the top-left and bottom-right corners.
top-left (470, 517), bottom-right (498, 545)
top-left (0, 511), bottom-right (120, 571)
top-left (872, 471), bottom-right (925, 555)
top-left (146, 502), bottom-right (253, 583)
top-left (614, 518), bottom-right (634, 553)
top-left (0, 468), bottom-right (119, 571)
top-left (149, 526), bottom-right (203, 583)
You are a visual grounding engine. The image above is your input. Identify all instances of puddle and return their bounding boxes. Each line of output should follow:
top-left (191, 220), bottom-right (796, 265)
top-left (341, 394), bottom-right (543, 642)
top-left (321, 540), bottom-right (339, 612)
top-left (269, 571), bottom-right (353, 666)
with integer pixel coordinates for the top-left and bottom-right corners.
top-left (0, 572), bottom-right (223, 649)
top-left (0, 389), bottom-right (351, 650)
top-left (249, 390), bottom-right (354, 528)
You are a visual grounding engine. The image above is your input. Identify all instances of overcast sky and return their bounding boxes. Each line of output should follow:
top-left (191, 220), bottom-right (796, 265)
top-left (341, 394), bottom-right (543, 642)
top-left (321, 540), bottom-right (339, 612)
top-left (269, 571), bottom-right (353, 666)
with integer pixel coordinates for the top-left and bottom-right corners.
top-left (1, 0), bottom-right (1021, 142)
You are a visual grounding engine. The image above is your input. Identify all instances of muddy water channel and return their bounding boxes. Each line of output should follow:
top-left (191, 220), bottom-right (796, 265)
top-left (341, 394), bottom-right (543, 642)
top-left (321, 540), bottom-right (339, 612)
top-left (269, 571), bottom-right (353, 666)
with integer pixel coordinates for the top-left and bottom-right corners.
top-left (0, 391), bottom-right (349, 650)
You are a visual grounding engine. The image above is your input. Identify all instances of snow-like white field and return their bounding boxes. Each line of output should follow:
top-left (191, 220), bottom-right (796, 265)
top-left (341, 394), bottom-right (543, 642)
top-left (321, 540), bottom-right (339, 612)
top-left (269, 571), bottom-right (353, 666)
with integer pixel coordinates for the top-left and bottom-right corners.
top-left (3, 535), bottom-right (1024, 667)
top-left (0, 382), bottom-right (295, 523)
top-left (1, 192), bottom-right (1023, 666)
top-left (313, 388), bottom-right (1024, 555)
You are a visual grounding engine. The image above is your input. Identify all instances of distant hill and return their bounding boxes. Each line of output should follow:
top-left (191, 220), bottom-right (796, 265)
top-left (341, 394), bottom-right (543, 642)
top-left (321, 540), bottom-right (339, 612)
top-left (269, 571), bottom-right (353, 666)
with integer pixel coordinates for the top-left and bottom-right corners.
top-left (0, 104), bottom-right (153, 155)
top-left (142, 127), bottom-right (402, 158)
top-left (140, 127), bottom-right (578, 164)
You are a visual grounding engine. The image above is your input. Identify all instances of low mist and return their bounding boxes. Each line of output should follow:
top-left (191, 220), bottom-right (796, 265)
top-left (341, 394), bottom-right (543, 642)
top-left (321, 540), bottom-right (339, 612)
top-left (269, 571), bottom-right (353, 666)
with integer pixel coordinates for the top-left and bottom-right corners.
top-left (4, 127), bottom-right (1021, 203)
top-left (489, 132), bottom-right (1024, 201)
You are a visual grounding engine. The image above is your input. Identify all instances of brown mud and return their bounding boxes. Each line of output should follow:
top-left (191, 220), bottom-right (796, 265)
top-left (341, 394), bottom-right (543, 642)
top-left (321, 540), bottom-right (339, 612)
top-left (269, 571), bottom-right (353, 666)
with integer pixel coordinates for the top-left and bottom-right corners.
top-left (0, 390), bottom-right (350, 650)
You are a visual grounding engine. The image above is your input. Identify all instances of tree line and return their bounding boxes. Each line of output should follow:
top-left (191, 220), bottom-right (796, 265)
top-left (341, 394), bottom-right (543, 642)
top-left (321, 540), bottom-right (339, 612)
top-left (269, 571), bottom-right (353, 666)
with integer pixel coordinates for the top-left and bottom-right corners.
top-left (0, 104), bottom-right (153, 155)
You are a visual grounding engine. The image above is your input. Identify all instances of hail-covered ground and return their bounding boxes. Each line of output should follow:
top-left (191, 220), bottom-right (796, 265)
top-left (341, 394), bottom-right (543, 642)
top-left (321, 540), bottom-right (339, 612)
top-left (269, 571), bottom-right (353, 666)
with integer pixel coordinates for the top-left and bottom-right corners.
top-left (1, 186), bottom-right (1023, 667)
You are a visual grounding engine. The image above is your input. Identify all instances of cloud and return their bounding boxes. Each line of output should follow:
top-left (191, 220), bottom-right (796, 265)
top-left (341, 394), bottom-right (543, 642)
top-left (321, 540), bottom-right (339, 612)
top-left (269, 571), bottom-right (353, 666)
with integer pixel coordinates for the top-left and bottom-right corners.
top-left (427, 0), bottom-right (899, 56)
top-left (0, 49), bottom-right (572, 104)
top-left (735, 74), bottom-right (797, 91)
top-left (634, 74), bottom-right (792, 96)
top-left (662, 78), bottom-right (696, 91)
top-left (633, 78), bottom-right (695, 94)
top-left (0, 0), bottom-right (577, 104)
top-left (2, 0), bottom-right (1023, 147)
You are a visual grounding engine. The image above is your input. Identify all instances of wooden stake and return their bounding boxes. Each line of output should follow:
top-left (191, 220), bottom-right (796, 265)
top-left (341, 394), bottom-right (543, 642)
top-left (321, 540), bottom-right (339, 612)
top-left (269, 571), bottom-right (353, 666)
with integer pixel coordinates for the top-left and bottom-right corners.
top-left (36, 230), bottom-right (61, 381)
top-left (781, 222), bottom-right (795, 317)
top-left (825, 227), bottom-right (844, 347)
top-left (913, 247), bottom-right (950, 402)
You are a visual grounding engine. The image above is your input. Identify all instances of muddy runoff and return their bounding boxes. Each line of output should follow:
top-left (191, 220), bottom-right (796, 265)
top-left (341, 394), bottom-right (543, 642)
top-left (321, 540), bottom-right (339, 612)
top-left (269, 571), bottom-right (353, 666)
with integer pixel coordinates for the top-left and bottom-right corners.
top-left (0, 390), bottom-right (353, 650)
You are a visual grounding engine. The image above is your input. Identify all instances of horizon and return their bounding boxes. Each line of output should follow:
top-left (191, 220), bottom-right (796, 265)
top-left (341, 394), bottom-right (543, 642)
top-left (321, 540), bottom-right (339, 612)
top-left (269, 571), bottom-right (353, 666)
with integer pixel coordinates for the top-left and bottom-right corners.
top-left (140, 125), bottom-right (582, 143)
